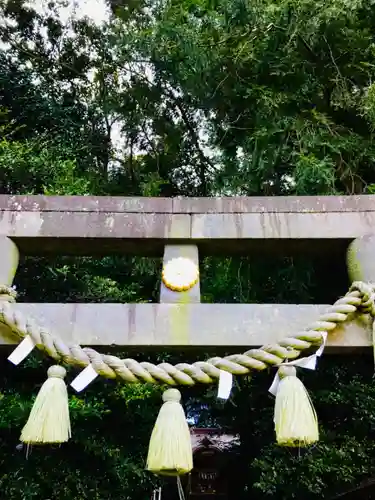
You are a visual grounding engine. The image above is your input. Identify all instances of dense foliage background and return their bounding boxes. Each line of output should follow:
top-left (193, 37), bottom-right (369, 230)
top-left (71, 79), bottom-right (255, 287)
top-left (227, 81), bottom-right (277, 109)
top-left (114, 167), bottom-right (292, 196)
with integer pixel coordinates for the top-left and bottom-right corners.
top-left (1, 0), bottom-right (375, 498)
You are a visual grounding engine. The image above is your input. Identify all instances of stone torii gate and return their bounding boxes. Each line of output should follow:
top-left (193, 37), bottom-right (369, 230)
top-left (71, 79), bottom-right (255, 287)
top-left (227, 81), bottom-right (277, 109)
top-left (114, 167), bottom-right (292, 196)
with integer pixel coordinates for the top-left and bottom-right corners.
top-left (0, 194), bottom-right (374, 381)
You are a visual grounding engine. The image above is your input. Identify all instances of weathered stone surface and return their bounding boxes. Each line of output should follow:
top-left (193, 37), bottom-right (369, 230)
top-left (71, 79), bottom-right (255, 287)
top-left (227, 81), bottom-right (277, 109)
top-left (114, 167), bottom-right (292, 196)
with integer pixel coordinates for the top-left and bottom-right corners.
top-left (0, 303), bottom-right (371, 350)
top-left (172, 195), bottom-right (375, 213)
top-left (1, 194), bottom-right (375, 255)
top-left (1, 194), bottom-right (375, 214)
top-left (0, 211), bottom-right (190, 238)
top-left (0, 195), bottom-right (173, 213)
top-left (0, 236), bottom-right (18, 286)
top-left (347, 234), bottom-right (375, 283)
top-left (191, 212), bottom-right (375, 239)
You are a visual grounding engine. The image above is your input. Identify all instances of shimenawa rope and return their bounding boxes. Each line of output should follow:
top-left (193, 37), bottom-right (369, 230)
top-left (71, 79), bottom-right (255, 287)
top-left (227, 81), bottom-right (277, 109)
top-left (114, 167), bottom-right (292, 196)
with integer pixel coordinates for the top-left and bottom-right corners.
top-left (0, 282), bottom-right (374, 386)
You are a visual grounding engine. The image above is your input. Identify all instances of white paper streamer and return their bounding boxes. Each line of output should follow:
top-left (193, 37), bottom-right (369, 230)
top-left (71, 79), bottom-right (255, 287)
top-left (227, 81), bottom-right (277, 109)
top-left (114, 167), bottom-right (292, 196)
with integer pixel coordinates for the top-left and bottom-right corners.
top-left (8, 336), bottom-right (35, 365)
top-left (268, 372), bottom-right (280, 396)
top-left (268, 332), bottom-right (328, 396)
top-left (71, 364), bottom-right (98, 392)
top-left (217, 369), bottom-right (233, 400)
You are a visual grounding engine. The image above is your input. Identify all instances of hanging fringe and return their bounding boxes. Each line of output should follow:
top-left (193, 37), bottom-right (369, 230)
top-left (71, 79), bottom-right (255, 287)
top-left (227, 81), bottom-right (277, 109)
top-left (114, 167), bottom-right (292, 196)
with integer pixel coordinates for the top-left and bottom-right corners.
top-left (274, 365), bottom-right (319, 447)
top-left (20, 365), bottom-right (71, 445)
top-left (147, 389), bottom-right (193, 476)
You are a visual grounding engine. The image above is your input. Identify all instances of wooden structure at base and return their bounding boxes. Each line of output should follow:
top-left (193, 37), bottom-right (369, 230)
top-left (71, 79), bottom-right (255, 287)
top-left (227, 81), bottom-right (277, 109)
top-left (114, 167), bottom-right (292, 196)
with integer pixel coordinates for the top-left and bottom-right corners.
top-left (159, 429), bottom-right (239, 499)
top-left (188, 429), bottom-right (239, 499)
top-left (1, 194), bottom-right (375, 351)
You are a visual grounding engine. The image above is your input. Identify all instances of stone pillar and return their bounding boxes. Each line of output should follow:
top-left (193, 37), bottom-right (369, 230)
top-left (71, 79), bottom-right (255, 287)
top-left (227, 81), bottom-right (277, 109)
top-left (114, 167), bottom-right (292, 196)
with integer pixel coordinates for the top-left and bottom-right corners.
top-left (159, 244), bottom-right (200, 346)
top-left (347, 234), bottom-right (375, 282)
top-left (0, 236), bottom-right (19, 286)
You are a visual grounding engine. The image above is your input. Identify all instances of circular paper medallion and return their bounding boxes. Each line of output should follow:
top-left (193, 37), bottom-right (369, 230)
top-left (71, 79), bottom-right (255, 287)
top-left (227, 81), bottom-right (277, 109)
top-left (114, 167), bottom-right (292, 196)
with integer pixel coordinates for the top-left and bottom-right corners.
top-left (162, 257), bottom-right (199, 292)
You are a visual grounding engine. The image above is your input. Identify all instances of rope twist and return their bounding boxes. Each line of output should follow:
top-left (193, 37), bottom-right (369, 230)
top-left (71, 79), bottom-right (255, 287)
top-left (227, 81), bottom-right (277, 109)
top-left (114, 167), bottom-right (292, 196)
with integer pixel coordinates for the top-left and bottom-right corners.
top-left (0, 282), bottom-right (373, 386)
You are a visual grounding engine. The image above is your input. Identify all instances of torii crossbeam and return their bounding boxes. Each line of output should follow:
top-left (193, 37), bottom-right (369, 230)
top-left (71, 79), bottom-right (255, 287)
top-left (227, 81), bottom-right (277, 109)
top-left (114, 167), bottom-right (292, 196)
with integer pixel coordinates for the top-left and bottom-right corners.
top-left (0, 194), bottom-right (374, 353)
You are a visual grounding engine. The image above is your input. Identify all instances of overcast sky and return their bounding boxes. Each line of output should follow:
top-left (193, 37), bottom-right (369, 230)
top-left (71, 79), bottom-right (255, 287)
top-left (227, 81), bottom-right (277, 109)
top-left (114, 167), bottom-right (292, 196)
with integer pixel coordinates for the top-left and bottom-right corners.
top-left (27, 0), bottom-right (110, 25)
top-left (23, 0), bottom-right (219, 179)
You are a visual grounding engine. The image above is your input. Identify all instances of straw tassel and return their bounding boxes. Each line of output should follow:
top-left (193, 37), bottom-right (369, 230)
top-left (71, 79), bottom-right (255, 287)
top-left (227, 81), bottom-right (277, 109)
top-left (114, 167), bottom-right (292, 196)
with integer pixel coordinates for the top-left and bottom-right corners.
top-left (147, 389), bottom-right (193, 476)
top-left (20, 365), bottom-right (71, 445)
top-left (274, 365), bottom-right (319, 447)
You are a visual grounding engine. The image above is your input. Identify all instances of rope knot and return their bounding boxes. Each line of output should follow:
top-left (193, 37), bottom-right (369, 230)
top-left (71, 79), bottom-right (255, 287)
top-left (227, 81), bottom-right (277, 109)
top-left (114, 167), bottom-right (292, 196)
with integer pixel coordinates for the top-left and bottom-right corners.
top-left (162, 389), bottom-right (181, 403)
top-left (0, 284), bottom-right (17, 303)
top-left (278, 365), bottom-right (297, 379)
top-left (47, 366), bottom-right (67, 379)
top-left (350, 281), bottom-right (375, 316)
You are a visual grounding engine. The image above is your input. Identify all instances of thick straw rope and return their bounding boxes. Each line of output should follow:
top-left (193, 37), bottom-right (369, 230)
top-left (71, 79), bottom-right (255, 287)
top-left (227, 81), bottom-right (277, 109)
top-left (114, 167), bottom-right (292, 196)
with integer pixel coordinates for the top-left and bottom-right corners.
top-left (0, 282), bottom-right (374, 386)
